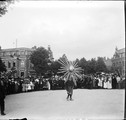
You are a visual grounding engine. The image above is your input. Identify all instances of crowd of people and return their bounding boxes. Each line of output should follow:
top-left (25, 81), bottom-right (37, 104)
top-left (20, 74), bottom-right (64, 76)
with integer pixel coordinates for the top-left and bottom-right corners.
top-left (0, 76), bottom-right (65, 95)
top-left (78, 73), bottom-right (125, 89)
top-left (0, 73), bottom-right (125, 95)
top-left (0, 72), bottom-right (125, 116)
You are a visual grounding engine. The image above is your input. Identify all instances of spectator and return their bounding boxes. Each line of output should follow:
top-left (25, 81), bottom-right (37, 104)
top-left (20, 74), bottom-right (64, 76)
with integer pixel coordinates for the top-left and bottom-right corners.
top-left (107, 75), bottom-right (112, 89)
top-left (116, 75), bottom-right (121, 89)
top-left (0, 79), bottom-right (6, 115)
top-left (112, 75), bottom-right (117, 89)
top-left (15, 81), bottom-right (19, 93)
top-left (47, 80), bottom-right (51, 90)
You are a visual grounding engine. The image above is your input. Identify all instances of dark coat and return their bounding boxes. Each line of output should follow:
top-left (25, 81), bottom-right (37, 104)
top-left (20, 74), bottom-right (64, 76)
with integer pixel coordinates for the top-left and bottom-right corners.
top-left (0, 84), bottom-right (6, 101)
top-left (112, 76), bottom-right (117, 89)
top-left (65, 80), bottom-right (75, 88)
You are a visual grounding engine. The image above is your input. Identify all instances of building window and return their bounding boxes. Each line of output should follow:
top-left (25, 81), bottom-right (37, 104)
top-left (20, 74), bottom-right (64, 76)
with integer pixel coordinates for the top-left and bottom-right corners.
top-left (28, 51), bottom-right (31, 55)
top-left (122, 53), bottom-right (124, 57)
top-left (13, 62), bottom-right (16, 67)
top-left (1, 52), bottom-right (3, 56)
top-left (17, 51), bottom-right (20, 55)
top-left (21, 60), bottom-right (25, 67)
top-left (25, 51), bottom-right (27, 55)
top-left (123, 70), bottom-right (125, 75)
top-left (8, 62), bottom-right (11, 68)
top-left (122, 61), bottom-right (124, 66)
top-left (7, 52), bottom-right (11, 56)
top-left (21, 51), bottom-right (25, 55)
top-left (21, 72), bottom-right (24, 77)
top-left (2, 52), bottom-right (5, 56)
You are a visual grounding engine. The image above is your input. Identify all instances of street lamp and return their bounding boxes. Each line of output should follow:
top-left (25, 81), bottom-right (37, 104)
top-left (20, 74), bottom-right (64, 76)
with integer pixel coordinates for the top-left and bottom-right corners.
top-left (47, 62), bottom-right (52, 78)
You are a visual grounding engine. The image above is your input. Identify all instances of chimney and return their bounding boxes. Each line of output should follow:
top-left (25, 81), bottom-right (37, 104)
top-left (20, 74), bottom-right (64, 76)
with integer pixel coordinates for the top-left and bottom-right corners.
top-left (32, 46), bottom-right (37, 50)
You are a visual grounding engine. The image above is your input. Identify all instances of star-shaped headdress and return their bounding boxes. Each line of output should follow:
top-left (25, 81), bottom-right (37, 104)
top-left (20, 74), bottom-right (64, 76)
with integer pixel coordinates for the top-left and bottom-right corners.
top-left (58, 55), bottom-right (83, 80)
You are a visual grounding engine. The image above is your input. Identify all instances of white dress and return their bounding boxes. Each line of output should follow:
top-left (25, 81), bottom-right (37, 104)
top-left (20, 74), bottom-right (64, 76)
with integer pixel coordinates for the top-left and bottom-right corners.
top-left (47, 81), bottom-right (50, 90)
top-left (107, 78), bottom-right (112, 89)
top-left (104, 81), bottom-right (107, 89)
top-left (98, 78), bottom-right (102, 88)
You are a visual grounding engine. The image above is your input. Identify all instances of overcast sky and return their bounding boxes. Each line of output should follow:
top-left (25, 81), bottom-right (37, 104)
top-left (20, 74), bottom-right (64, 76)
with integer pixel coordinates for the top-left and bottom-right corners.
top-left (0, 1), bottom-right (125, 61)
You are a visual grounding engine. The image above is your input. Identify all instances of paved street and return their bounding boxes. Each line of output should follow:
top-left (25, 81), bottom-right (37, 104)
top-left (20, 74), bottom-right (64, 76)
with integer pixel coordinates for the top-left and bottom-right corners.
top-left (1, 89), bottom-right (125, 120)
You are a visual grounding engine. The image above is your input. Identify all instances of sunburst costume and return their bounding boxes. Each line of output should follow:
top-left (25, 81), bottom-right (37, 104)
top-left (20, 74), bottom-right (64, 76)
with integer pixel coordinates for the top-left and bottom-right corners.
top-left (58, 55), bottom-right (83, 80)
top-left (58, 55), bottom-right (83, 100)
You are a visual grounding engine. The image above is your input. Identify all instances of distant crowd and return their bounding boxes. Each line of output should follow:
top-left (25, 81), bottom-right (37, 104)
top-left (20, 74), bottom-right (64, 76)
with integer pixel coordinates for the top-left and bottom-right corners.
top-left (79, 73), bottom-right (125, 89)
top-left (0, 73), bottom-right (125, 95)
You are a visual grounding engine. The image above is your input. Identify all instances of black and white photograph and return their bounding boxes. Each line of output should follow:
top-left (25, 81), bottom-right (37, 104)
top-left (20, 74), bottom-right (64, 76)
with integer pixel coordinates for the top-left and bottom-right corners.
top-left (0, 0), bottom-right (125, 120)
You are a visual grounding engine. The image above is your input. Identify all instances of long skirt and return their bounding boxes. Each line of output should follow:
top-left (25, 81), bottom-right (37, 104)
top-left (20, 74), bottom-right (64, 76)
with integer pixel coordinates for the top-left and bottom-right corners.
top-left (66, 86), bottom-right (73, 95)
top-left (107, 81), bottom-right (112, 89)
top-left (104, 82), bottom-right (107, 89)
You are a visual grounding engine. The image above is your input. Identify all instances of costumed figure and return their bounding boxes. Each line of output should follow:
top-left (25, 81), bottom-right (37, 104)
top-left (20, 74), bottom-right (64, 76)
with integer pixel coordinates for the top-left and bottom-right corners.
top-left (58, 55), bottom-right (82, 101)
top-left (65, 75), bottom-right (76, 100)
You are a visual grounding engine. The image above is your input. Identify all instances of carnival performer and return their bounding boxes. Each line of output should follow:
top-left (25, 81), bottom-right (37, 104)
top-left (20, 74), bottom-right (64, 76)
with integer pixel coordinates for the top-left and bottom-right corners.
top-left (65, 75), bottom-right (76, 101)
top-left (58, 56), bottom-right (82, 101)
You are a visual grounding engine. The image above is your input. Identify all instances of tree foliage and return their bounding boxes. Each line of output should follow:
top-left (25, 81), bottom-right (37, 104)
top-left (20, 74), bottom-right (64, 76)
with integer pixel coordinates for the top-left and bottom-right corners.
top-left (0, 0), bottom-right (15, 17)
top-left (30, 48), bottom-right (109, 77)
top-left (88, 58), bottom-right (97, 74)
top-left (75, 57), bottom-right (109, 75)
top-left (51, 60), bottom-right (61, 76)
top-left (96, 57), bottom-right (108, 73)
top-left (30, 47), bottom-right (50, 76)
top-left (78, 57), bottom-right (88, 74)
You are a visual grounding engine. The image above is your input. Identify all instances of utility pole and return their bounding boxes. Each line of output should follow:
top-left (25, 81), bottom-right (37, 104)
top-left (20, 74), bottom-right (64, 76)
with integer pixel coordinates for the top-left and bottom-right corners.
top-left (16, 39), bottom-right (17, 49)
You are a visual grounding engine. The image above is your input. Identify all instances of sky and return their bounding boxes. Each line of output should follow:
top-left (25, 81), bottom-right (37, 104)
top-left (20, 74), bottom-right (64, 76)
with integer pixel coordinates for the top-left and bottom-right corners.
top-left (0, 1), bottom-right (125, 61)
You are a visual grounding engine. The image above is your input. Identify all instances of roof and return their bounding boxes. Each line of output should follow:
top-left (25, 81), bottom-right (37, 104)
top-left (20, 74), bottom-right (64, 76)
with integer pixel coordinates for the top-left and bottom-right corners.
top-left (116, 48), bottom-right (125, 54)
top-left (1, 47), bottom-right (34, 52)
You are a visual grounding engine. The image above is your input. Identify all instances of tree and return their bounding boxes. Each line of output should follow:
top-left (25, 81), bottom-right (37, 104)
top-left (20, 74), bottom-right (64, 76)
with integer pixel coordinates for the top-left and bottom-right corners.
top-left (0, 0), bottom-right (15, 17)
top-left (51, 60), bottom-right (61, 76)
top-left (30, 47), bottom-right (50, 76)
top-left (0, 57), bottom-right (6, 73)
top-left (96, 57), bottom-right (108, 73)
top-left (88, 58), bottom-right (97, 74)
top-left (79, 57), bottom-right (88, 74)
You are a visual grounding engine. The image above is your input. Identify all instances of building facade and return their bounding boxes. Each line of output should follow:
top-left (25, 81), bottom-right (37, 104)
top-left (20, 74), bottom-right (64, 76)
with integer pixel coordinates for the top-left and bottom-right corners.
top-left (0, 47), bottom-right (35, 78)
top-left (111, 47), bottom-right (125, 76)
top-left (0, 46), bottom-right (54, 78)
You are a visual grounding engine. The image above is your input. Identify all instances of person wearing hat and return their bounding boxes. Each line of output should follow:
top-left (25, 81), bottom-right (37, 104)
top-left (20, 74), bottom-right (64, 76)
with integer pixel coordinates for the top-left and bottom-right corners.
top-left (0, 80), bottom-right (6, 115)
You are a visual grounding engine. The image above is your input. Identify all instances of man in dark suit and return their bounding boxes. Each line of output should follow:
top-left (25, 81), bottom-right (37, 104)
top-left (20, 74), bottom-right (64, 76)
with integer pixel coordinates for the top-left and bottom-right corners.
top-left (0, 79), bottom-right (6, 115)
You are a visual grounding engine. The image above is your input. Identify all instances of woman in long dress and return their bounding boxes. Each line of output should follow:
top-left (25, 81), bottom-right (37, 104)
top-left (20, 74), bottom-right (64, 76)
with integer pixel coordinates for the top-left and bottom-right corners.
top-left (108, 76), bottom-right (112, 89)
